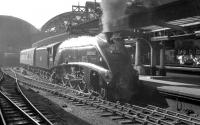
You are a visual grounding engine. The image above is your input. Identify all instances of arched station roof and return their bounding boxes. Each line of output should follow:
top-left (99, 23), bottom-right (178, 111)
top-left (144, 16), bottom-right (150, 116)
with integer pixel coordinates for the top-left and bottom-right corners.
top-left (0, 15), bottom-right (41, 53)
top-left (41, 1), bottom-right (101, 35)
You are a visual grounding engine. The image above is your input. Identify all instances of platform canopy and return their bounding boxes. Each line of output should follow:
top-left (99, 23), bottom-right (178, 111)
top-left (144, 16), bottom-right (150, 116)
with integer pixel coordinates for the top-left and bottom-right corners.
top-left (126, 0), bottom-right (200, 33)
top-left (71, 0), bottom-right (200, 38)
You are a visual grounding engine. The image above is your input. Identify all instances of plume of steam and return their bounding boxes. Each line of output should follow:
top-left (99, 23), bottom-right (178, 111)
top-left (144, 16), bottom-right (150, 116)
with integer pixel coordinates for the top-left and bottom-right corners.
top-left (101, 0), bottom-right (127, 32)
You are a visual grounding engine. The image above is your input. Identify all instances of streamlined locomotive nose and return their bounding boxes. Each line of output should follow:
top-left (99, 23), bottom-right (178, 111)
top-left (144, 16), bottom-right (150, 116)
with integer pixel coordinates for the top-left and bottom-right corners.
top-left (100, 33), bottom-right (139, 102)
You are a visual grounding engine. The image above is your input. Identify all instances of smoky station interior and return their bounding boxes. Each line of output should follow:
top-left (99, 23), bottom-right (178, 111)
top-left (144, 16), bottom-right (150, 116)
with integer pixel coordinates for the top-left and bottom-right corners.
top-left (1, 0), bottom-right (200, 125)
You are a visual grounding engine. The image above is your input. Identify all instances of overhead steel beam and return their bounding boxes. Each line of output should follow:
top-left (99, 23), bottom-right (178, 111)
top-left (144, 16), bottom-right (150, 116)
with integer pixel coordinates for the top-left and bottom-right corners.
top-left (72, 19), bottom-right (100, 29)
top-left (151, 33), bottom-right (200, 42)
top-left (127, 0), bottom-right (200, 28)
top-left (71, 0), bottom-right (200, 35)
top-left (154, 20), bottom-right (188, 33)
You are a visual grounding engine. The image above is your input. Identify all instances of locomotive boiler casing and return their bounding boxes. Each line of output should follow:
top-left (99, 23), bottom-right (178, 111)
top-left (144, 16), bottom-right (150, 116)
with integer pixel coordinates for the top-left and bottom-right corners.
top-left (54, 33), bottom-right (139, 101)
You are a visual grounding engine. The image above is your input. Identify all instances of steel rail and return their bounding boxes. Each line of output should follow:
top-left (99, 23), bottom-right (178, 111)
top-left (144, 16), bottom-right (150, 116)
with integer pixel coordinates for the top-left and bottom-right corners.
top-left (0, 107), bottom-right (6, 125)
top-left (5, 67), bottom-right (200, 125)
top-left (0, 69), bottom-right (8, 125)
top-left (19, 78), bottom-right (159, 125)
top-left (37, 82), bottom-right (200, 124)
top-left (10, 68), bottom-right (54, 125)
top-left (0, 68), bottom-right (54, 125)
top-left (20, 79), bottom-right (200, 125)
top-left (0, 69), bottom-right (4, 82)
top-left (0, 90), bottom-right (40, 125)
top-left (147, 105), bottom-right (200, 123)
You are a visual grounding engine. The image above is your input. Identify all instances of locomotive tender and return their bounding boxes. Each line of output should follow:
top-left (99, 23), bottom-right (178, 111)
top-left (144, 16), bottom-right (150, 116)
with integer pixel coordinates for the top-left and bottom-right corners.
top-left (20, 33), bottom-right (139, 101)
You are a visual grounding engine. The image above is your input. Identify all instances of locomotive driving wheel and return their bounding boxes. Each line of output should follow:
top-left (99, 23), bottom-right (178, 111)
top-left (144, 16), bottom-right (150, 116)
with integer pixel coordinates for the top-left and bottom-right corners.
top-left (100, 88), bottom-right (106, 99)
top-left (77, 80), bottom-right (87, 92)
top-left (88, 87), bottom-right (107, 99)
top-left (68, 81), bottom-right (77, 89)
top-left (64, 77), bottom-right (87, 92)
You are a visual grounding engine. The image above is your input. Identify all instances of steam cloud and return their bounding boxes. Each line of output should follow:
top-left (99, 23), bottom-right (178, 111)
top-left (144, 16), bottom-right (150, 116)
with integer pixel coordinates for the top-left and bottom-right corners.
top-left (101, 0), bottom-right (127, 32)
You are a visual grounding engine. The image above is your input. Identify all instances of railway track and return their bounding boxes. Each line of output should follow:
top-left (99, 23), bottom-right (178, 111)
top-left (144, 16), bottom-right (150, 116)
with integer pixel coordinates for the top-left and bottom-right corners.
top-left (0, 68), bottom-right (54, 125)
top-left (0, 69), bottom-right (4, 82)
top-left (3, 67), bottom-right (200, 125)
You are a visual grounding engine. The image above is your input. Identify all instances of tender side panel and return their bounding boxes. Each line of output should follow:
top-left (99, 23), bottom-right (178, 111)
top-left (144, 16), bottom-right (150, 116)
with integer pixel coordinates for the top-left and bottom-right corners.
top-left (46, 42), bottom-right (61, 69)
top-left (35, 47), bottom-right (48, 69)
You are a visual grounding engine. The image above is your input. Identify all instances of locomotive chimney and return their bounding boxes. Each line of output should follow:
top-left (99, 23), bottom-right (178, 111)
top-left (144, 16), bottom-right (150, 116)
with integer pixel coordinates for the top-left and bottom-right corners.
top-left (104, 32), bottom-right (113, 43)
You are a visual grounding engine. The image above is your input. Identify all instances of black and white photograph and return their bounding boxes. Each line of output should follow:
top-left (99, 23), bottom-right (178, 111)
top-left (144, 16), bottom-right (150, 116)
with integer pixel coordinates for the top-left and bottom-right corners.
top-left (0, 0), bottom-right (200, 124)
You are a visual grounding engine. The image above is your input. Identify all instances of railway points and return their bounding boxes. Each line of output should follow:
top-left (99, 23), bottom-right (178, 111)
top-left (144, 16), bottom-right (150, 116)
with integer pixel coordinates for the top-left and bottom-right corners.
top-left (1, 67), bottom-right (200, 125)
top-left (0, 69), bottom-right (54, 125)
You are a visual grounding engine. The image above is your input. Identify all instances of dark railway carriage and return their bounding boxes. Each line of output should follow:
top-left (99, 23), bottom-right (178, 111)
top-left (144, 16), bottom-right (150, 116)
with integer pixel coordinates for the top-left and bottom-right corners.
top-left (20, 48), bottom-right (36, 69)
top-left (35, 47), bottom-right (48, 69)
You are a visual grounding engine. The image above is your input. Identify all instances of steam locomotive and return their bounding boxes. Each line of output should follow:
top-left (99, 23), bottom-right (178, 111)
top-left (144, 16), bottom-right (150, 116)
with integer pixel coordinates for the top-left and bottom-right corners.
top-left (20, 33), bottom-right (139, 102)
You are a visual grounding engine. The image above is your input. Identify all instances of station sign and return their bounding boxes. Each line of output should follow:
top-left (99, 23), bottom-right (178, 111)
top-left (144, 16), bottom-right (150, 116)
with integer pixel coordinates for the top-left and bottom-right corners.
top-left (176, 49), bottom-right (200, 55)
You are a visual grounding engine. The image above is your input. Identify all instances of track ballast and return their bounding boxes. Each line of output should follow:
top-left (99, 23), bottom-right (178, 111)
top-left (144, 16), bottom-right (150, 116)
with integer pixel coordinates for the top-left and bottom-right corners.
top-left (3, 67), bottom-right (200, 125)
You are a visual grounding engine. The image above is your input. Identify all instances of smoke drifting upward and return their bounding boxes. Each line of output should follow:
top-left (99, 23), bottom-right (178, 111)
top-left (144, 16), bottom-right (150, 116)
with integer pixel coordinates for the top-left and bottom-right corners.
top-left (101, 0), bottom-right (127, 32)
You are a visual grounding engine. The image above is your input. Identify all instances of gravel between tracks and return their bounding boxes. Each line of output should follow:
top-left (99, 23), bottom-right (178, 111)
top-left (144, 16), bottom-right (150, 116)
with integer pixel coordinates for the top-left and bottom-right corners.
top-left (21, 85), bottom-right (91, 125)
top-left (8, 68), bottom-right (121, 125)
top-left (22, 83), bottom-right (120, 125)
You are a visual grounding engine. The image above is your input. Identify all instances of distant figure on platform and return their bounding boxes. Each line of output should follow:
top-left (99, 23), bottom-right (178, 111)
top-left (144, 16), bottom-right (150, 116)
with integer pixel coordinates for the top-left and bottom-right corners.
top-left (185, 54), bottom-right (195, 65)
top-left (177, 55), bottom-right (185, 64)
top-left (193, 56), bottom-right (200, 66)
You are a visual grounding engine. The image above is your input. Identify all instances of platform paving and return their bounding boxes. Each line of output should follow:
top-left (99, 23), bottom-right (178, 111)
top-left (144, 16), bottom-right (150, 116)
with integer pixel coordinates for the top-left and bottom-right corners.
top-left (139, 73), bottom-right (200, 99)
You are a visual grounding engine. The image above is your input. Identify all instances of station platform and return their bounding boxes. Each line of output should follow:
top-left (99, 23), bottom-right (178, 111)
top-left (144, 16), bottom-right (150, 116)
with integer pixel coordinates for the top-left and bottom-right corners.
top-left (139, 73), bottom-right (200, 115)
top-left (139, 72), bottom-right (200, 100)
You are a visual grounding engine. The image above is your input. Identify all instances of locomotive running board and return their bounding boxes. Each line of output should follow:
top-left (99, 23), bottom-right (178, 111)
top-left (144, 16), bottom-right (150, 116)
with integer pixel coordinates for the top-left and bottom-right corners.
top-left (52, 62), bottom-right (112, 83)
